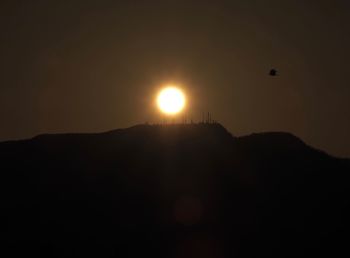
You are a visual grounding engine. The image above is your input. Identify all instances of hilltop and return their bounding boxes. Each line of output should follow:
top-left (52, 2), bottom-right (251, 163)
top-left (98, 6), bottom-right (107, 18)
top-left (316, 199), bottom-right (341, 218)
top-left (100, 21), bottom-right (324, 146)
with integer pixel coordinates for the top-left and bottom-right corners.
top-left (1, 123), bottom-right (349, 258)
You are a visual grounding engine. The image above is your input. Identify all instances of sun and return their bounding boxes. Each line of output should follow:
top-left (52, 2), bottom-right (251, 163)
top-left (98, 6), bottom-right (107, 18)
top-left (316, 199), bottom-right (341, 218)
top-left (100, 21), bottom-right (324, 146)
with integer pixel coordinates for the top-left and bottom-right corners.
top-left (157, 86), bottom-right (186, 115)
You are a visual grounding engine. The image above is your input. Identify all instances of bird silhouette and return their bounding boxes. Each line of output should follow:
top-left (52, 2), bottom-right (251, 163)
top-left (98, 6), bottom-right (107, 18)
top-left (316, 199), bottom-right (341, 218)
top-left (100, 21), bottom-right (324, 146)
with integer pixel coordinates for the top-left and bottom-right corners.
top-left (269, 69), bottom-right (278, 76)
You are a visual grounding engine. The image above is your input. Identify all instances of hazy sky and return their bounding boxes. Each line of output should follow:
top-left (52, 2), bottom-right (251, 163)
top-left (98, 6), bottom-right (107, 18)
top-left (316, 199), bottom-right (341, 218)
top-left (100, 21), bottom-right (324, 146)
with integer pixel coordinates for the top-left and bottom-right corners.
top-left (1, 0), bottom-right (349, 157)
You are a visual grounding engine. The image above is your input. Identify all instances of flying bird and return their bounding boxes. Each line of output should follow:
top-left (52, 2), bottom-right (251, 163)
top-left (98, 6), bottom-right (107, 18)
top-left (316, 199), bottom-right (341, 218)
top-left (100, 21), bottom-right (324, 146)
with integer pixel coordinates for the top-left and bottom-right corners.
top-left (269, 69), bottom-right (278, 76)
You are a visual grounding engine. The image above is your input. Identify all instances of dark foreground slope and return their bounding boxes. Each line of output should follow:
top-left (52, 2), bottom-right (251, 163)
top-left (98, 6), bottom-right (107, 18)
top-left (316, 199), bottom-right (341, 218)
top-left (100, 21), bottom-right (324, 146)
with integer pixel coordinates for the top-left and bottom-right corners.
top-left (1, 124), bottom-right (349, 258)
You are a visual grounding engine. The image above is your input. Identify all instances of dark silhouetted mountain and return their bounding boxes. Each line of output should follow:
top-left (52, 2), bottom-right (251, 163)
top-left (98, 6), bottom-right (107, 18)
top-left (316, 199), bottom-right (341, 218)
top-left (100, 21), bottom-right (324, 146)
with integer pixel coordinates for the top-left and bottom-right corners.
top-left (1, 124), bottom-right (349, 258)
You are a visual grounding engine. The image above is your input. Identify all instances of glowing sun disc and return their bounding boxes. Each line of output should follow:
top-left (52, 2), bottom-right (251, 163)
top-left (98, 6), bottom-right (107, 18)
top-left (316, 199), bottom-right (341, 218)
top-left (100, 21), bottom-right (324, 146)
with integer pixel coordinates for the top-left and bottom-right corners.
top-left (157, 87), bottom-right (186, 115)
